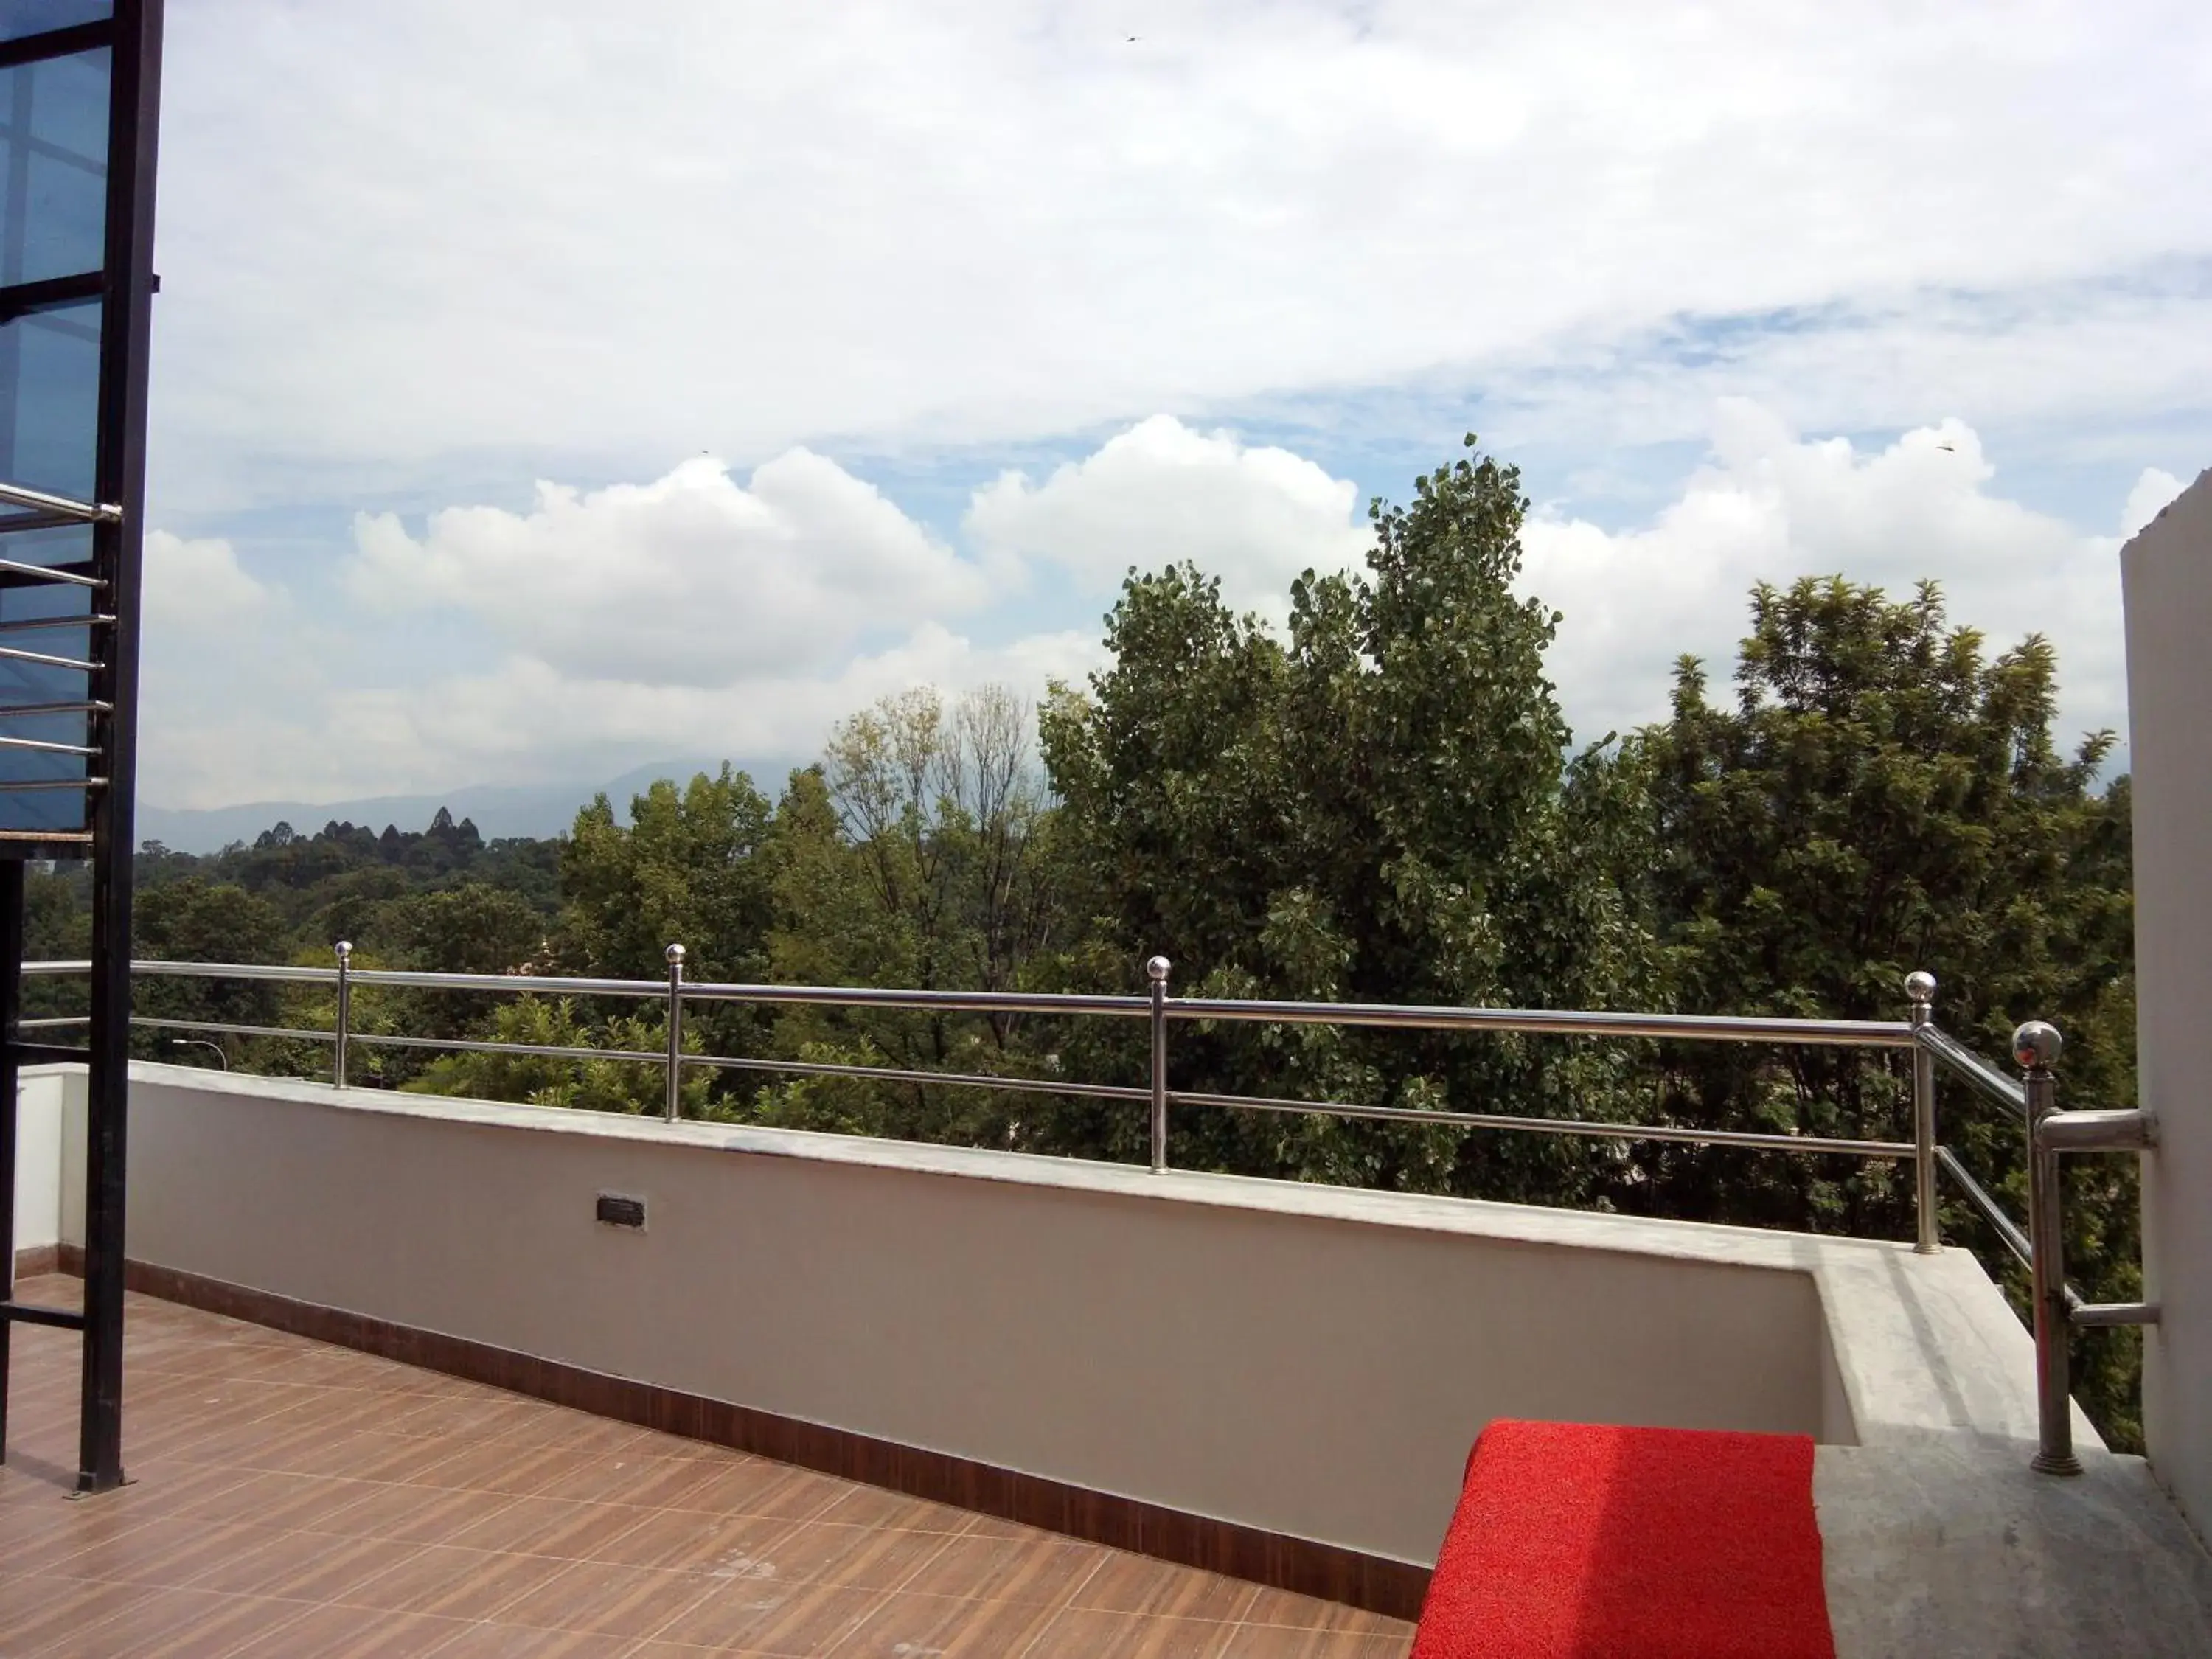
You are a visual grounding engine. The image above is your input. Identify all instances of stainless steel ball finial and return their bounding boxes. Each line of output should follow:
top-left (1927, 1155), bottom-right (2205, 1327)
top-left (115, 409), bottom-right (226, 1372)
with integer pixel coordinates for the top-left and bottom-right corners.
top-left (2012, 1020), bottom-right (2062, 1071)
top-left (334, 939), bottom-right (352, 962)
top-left (1146, 956), bottom-right (1170, 984)
top-left (1904, 970), bottom-right (1936, 1006)
top-left (665, 942), bottom-right (686, 966)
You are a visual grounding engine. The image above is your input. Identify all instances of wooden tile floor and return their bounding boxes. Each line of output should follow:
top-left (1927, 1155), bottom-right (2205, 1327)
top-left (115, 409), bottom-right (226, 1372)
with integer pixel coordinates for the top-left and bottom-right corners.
top-left (0, 1279), bottom-right (1415, 1657)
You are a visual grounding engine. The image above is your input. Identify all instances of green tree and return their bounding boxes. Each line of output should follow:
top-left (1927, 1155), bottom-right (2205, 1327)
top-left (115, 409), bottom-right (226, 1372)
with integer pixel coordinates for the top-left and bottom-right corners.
top-left (557, 767), bottom-right (775, 985)
top-left (756, 686), bottom-right (1071, 1144)
top-left (404, 996), bottom-right (713, 1117)
top-left (1039, 437), bottom-right (1662, 1192)
top-left (1635, 575), bottom-right (2139, 1444)
top-left (131, 877), bottom-right (291, 1068)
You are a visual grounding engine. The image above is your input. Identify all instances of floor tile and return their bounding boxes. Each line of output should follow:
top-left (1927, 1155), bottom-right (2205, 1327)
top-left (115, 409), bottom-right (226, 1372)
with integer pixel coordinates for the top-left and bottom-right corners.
top-left (1217, 1624), bottom-right (1413, 1658)
top-left (832, 1588), bottom-right (1068, 1657)
top-left (1020, 1606), bottom-right (1245, 1658)
top-left (894, 1530), bottom-right (1106, 1604)
top-left (645, 1576), bottom-right (883, 1654)
top-left (440, 1495), bottom-right (656, 1561)
top-left (582, 1504), bottom-right (793, 1574)
top-left (1071, 1554), bottom-right (1259, 1622)
top-left (490, 1556), bottom-right (698, 1641)
top-left (333, 1540), bottom-right (577, 1620)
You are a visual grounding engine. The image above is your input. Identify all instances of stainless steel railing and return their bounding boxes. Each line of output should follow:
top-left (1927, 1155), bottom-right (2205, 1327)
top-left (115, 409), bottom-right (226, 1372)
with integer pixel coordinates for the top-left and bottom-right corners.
top-left (15, 950), bottom-right (2157, 1472)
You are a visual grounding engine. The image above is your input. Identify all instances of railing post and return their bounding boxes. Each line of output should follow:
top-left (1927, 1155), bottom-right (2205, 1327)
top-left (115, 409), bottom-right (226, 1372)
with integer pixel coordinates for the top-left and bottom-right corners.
top-left (664, 943), bottom-right (685, 1124)
top-left (1147, 955), bottom-right (1170, 1173)
top-left (2016, 1019), bottom-right (2081, 1475)
top-left (333, 940), bottom-right (352, 1088)
top-left (1906, 970), bottom-right (1939, 1254)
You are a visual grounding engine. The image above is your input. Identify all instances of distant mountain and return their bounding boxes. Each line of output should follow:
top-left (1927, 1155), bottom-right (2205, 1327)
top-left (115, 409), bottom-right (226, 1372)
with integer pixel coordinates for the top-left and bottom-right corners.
top-left (136, 756), bottom-right (804, 854)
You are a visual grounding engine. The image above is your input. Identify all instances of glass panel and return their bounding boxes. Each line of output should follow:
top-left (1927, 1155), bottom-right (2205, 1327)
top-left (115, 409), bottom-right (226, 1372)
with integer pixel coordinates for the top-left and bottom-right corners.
top-left (1, 46), bottom-right (110, 285)
top-left (0, 4), bottom-right (110, 44)
top-left (0, 293), bottom-right (99, 501)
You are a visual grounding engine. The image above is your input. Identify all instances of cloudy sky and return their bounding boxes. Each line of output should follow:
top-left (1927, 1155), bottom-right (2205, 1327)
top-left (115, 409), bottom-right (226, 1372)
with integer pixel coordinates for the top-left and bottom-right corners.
top-left (139, 1), bottom-right (2211, 810)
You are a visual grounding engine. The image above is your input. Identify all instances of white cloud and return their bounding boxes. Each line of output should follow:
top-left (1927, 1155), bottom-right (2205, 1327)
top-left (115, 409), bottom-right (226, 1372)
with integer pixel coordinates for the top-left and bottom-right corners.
top-left (1520, 401), bottom-right (2146, 752)
top-left (136, 411), bottom-right (2163, 809)
top-left (2121, 467), bottom-right (2188, 540)
top-left (143, 531), bottom-right (271, 633)
top-left (146, 1), bottom-right (2212, 515)
top-left (964, 415), bottom-right (1370, 615)
top-left (346, 453), bottom-right (991, 686)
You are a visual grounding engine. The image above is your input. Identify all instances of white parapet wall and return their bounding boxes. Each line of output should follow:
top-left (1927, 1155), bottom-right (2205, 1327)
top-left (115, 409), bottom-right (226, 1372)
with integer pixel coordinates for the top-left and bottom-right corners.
top-left (111, 1064), bottom-right (2055, 1566)
top-left (2124, 467), bottom-right (2212, 1538)
top-left (8, 1064), bottom-right (84, 1275)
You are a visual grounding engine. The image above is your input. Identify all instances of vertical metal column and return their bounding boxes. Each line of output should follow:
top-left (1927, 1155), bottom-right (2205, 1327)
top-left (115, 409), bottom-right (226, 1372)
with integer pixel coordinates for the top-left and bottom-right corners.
top-left (333, 940), bottom-right (352, 1088)
top-left (1906, 970), bottom-right (1939, 1254)
top-left (664, 944), bottom-right (684, 1124)
top-left (2015, 1019), bottom-right (2081, 1476)
top-left (0, 860), bottom-right (22, 1455)
top-left (1147, 956), bottom-right (1169, 1173)
top-left (78, 0), bottom-right (166, 1497)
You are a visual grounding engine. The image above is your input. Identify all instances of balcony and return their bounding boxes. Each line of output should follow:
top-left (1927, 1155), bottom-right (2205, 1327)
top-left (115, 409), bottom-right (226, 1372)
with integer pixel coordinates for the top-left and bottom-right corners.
top-left (9, 964), bottom-right (2212, 1656)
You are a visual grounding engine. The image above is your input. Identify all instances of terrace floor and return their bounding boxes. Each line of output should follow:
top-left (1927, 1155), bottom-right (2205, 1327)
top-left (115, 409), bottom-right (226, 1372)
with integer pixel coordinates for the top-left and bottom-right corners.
top-left (0, 1278), bottom-right (1413, 1658)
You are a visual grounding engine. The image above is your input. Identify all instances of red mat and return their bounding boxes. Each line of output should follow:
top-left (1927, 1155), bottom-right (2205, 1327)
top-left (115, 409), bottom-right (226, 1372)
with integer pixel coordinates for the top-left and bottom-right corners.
top-left (1410, 1419), bottom-right (1835, 1659)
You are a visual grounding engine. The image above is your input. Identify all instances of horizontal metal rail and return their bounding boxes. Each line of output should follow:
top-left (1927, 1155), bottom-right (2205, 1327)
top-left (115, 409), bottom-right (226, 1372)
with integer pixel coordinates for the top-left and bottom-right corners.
top-left (354, 1032), bottom-right (658, 1065)
top-left (682, 1050), bottom-right (1150, 1103)
top-left (0, 479), bottom-right (123, 525)
top-left (0, 733), bottom-right (97, 757)
top-left (0, 556), bottom-right (103, 588)
top-left (0, 700), bottom-right (110, 718)
top-left (2069, 1301), bottom-right (2160, 1329)
top-left (135, 1015), bottom-right (333, 1044)
top-left (1167, 1086), bottom-right (1916, 1156)
top-left (2036, 1107), bottom-right (2158, 1154)
top-left (24, 957), bottom-right (1918, 1045)
top-left (0, 641), bottom-right (95, 672)
top-left (1171, 996), bottom-right (1916, 1046)
top-left (0, 613), bottom-right (111, 634)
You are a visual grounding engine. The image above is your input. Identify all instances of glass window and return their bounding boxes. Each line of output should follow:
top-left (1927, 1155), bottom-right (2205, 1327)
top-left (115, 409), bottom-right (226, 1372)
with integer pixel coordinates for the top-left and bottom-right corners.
top-left (0, 294), bottom-right (100, 501)
top-left (1, 46), bottom-right (111, 285)
top-left (0, 4), bottom-right (111, 45)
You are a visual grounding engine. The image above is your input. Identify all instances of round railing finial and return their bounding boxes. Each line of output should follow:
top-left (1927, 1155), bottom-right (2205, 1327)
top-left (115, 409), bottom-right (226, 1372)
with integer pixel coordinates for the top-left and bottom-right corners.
top-left (1146, 955), bottom-right (1171, 984)
top-left (1904, 970), bottom-right (1936, 1005)
top-left (666, 942), bottom-right (686, 966)
top-left (335, 939), bottom-right (352, 962)
top-left (2012, 1020), bottom-right (2062, 1071)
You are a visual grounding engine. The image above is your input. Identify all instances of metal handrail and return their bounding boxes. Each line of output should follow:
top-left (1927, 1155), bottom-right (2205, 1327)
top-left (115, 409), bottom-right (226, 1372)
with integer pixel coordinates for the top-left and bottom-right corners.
top-left (1166, 1085), bottom-right (1916, 1158)
top-left (1935, 1144), bottom-right (2033, 1271)
top-left (22, 949), bottom-right (2156, 1481)
top-left (1914, 1023), bottom-right (2027, 1110)
top-left (0, 478), bottom-right (124, 524)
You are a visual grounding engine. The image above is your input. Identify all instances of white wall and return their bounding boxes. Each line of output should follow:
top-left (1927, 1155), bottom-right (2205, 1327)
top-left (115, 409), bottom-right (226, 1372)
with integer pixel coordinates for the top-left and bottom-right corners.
top-left (2124, 467), bottom-right (2212, 1537)
top-left (7, 1065), bottom-right (80, 1276)
top-left (120, 1070), bottom-right (1854, 1566)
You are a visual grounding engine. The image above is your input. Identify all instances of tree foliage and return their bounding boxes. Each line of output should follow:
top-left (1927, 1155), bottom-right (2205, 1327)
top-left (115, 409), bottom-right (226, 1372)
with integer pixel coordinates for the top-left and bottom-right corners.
top-left (1633, 575), bottom-right (2138, 1441)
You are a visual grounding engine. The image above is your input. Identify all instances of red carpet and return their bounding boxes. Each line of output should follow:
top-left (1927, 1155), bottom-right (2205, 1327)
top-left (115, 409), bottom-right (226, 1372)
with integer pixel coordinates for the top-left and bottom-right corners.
top-left (1410, 1419), bottom-right (1836, 1659)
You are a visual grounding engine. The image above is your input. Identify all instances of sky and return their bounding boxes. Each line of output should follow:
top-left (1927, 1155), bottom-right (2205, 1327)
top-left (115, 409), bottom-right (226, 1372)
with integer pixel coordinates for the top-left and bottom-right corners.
top-left (137, 0), bottom-right (2212, 811)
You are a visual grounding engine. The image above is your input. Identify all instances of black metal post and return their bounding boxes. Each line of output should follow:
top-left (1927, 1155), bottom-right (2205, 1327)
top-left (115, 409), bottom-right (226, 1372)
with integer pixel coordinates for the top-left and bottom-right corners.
top-left (77, 0), bottom-right (163, 1495)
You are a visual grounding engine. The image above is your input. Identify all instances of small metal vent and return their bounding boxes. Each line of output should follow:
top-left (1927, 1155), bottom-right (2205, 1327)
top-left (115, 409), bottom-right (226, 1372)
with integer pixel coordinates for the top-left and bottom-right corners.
top-left (595, 1192), bottom-right (647, 1230)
